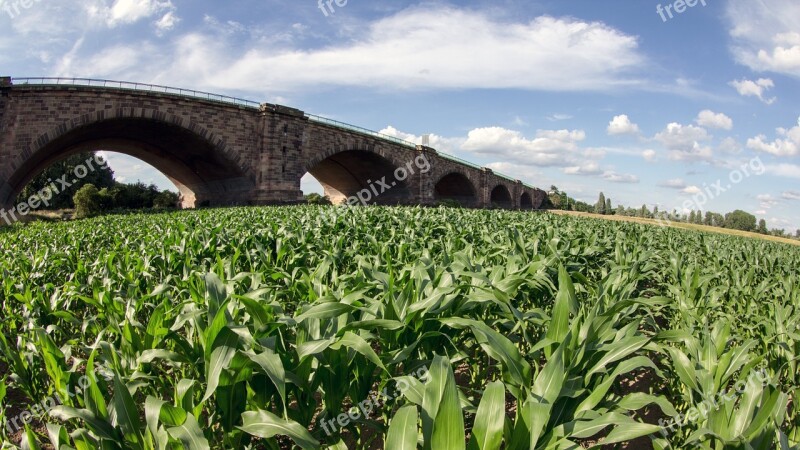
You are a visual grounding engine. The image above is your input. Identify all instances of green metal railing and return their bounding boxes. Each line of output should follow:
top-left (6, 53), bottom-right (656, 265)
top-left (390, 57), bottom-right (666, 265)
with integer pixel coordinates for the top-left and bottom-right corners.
top-left (7, 77), bottom-right (537, 188)
top-left (306, 114), bottom-right (417, 148)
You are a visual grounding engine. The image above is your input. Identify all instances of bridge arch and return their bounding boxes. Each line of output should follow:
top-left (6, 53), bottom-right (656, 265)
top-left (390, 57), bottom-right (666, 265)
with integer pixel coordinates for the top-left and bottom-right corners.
top-left (3, 110), bottom-right (253, 208)
top-left (303, 148), bottom-right (415, 205)
top-left (520, 192), bottom-right (534, 210)
top-left (490, 184), bottom-right (513, 209)
top-left (434, 172), bottom-right (477, 207)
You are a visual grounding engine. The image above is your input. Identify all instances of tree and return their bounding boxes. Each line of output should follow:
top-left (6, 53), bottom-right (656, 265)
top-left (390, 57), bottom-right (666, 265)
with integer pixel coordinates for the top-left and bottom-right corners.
top-left (154, 191), bottom-right (180, 209)
top-left (689, 210), bottom-right (696, 224)
top-left (616, 205), bottom-right (625, 216)
top-left (640, 204), bottom-right (651, 219)
top-left (724, 210), bottom-right (757, 232)
top-left (605, 198), bottom-right (612, 215)
top-left (596, 192), bottom-right (606, 215)
top-left (305, 193), bottom-right (332, 205)
top-left (73, 184), bottom-right (102, 219)
top-left (17, 152), bottom-right (114, 210)
top-left (547, 192), bottom-right (563, 210)
top-left (757, 219), bottom-right (768, 234)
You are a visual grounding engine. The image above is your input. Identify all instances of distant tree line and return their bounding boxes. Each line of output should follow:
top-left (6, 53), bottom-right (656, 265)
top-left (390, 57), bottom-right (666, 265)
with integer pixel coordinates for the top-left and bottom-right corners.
top-left (545, 186), bottom-right (799, 239)
top-left (17, 152), bottom-right (181, 218)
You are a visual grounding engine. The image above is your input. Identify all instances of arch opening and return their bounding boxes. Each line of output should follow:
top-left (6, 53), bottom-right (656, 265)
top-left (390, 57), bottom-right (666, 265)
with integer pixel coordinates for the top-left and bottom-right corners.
top-left (490, 185), bottom-right (513, 209)
top-left (434, 172), bottom-right (477, 207)
top-left (303, 150), bottom-right (412, 205)
top-left (5, 118), bottom-right (252, 209)
top-left (520, 192), bottom-right (534, 210)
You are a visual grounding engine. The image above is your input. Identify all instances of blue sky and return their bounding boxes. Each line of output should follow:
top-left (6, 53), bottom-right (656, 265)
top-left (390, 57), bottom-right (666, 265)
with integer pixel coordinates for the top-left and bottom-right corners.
top-left (2, 0), bottom-right (799, 232)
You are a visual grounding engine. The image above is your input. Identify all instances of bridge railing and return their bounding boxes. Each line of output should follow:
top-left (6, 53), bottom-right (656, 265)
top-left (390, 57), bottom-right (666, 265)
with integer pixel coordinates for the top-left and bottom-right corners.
top-left (10, 77), bottom-right (262, 109)
top-left (306, 114), bottom-right (418, 148)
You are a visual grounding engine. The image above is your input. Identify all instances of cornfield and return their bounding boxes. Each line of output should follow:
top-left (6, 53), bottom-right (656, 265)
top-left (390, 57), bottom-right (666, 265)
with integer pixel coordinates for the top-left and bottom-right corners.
top-left (0, 206), bottom-right (798, 449)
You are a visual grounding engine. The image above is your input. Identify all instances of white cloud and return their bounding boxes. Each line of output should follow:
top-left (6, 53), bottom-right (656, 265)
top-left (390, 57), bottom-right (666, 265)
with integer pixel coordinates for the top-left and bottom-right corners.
top-left (766, 163), bottom-right (800, 179)
top-left (564, 162), bottom-right (602, 175)
top-left (607, 114), bottom-right (640, 136)
top-left (696, 110), bottom-right (733, 130)
top-left (87, 0), bottom-right (175, 28)
top-left (379, 126), bottom-right (460, 154)
top-left (717, 137), bottom-right (742, 154)
top-left (783, 190), bottom-right (800, 200)
top-left (729, 78), bottom-right (776, 104)
top-left (462, 127), bottom-right (586, 167)
top-left (602, 171), bottom-right (639, 184)
top-left (642, 149), bottom-right (657, 162)
top-left (757, 194), bottom-right (779, 209)
top-left (726, 0), bottom-right (800, 77)
top-left (654, 123), bottom-right (713, 161)
top-left (747, 123), bottom-right (800, 157)
top-left (683, 186), bottom-right (702, 195)
top-left (154, 11), bottom-right (180, 34)
top-left (58, 7), bottom-right (646, 93)
top-left (660, 179), bottom-right (687, 189)
top-left (547, 114), bottom-right (573, 122)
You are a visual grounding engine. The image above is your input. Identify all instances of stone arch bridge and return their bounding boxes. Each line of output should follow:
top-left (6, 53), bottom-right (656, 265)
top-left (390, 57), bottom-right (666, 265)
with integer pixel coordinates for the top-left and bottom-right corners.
top-left (0, 77), bottom-right (546, 211)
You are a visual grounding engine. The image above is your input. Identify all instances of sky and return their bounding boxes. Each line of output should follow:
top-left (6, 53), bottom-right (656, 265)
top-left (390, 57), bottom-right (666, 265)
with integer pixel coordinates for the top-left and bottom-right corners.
top-left (1, 0), bottom-right (799, 232)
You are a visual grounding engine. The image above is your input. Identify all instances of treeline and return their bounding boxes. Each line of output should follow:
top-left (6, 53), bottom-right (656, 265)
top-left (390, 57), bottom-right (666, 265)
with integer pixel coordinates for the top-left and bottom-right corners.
top-left (17, 152), bottom-right (180, 216)
top-left (546, 186), bottom-right (800, 239)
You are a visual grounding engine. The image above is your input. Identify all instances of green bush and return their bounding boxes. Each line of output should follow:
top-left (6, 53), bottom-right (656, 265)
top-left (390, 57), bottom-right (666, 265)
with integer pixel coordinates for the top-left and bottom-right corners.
top-left (72, 184), bottom-right (102, 219)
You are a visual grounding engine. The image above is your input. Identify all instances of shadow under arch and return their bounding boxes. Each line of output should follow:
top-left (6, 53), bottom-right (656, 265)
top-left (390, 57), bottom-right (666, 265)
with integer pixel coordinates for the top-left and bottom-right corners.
top-left (520, 192), bottom-right (534, 210)
top-left (304, 150), bottom-right (412, 205)
top-left (434, 172), bottom-right (477, 207)
top-left (490, 184), bottom-right (513, 209)
top-left (4, 117), bottom-right (253, 208)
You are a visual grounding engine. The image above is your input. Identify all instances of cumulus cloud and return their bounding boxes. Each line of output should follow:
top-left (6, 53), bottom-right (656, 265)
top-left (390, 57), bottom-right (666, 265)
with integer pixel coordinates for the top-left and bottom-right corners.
top-left (602, 171), bottom-right (639, 183)
top-left (683, 186), bottom-right (702, 195)
top-left (726, 0), bottom-right (800, 77)
top-left (642, 149), bottom-right (658, 162)
top-left (696, 110), bottom-right (733, 130)
top-left (607, 114), bottom-right (640, 136)
top-left (379, 126), bottom-right (460, 154)
top-left (564, 162), bottom-right (602, 175)
top-left (747, 122), bottom-right (800, 157)
top-left (654, 123), bottom-right (713, 161)
top-left (462, 127), bottom-right (586, 167)
top-left (659, 179), bottom-right (687, 189)
top-left (730, 78), bottom-right (776, 104)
